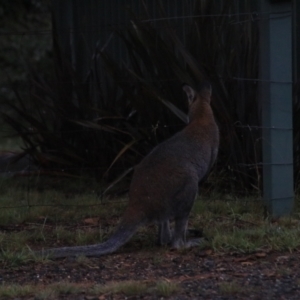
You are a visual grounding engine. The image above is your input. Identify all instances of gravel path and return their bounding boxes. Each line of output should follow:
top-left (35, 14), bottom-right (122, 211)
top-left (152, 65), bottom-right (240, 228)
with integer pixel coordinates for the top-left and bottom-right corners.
top-left (1, 247), bottom-right (300, 299)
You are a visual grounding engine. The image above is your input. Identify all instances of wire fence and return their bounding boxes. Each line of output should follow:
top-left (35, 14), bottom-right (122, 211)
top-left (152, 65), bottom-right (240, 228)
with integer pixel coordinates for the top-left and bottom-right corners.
top-left (0, 3), bottom-right (297, 215)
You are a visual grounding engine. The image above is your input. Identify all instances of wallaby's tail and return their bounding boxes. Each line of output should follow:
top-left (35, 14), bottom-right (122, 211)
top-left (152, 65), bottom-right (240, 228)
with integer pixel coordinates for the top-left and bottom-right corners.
top-left (37, 212), bottom-right (143, 258)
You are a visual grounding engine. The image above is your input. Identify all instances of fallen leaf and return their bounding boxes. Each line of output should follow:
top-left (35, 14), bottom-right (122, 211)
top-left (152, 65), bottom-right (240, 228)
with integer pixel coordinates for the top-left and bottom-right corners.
top-left (255, 252), bottom-right (267, 258)
top-left (234, 255), bottom-right (253, 262)
top-left (83, 218), bottom-right (99, 226)
top-left (205, 249), bottom-right (213, 255)
top-left (241, 261), bottom-right (253, 266)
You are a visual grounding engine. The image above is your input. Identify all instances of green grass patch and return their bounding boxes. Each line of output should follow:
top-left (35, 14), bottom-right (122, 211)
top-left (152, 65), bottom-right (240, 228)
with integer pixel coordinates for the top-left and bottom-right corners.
top-left (0, 280), bottom-right (180, 299)
top-left (218, 281), bottom-right (243, 296)
top-left (0, 283), bottom-right (34, 299)
top-left (0, 178), bottom-right (300, 267)
top-left (92, 280), bottom-right (149, 296)
top-left (155, 280), bottom-right (180, 297)
top-left (35, 281), bottom-right (82, 299)
top-left (0, 249), bottom-right (33, 268)
top-left (0, 282), bottom-right (84, 299)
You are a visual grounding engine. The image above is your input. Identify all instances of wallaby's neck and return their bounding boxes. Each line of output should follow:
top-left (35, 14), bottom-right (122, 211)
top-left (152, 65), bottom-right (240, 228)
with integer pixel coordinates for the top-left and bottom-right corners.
top-left (188, 100), bottom-right (213, 124)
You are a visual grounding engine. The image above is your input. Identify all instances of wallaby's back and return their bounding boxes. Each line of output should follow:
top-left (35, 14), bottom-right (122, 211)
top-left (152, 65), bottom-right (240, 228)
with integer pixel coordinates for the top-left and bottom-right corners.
top-left (128, 83), bottom-right (218, 221)
top-left (38, 82), bottom-right (219, 258)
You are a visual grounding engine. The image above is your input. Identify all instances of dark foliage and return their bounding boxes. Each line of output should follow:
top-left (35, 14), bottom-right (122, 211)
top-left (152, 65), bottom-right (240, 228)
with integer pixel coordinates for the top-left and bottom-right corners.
top-left (1, 0), bottom-right (262, 193)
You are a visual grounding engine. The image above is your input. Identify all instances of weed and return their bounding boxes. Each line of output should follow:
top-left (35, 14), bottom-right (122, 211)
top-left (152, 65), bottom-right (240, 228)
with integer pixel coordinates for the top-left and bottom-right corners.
top-left (1, 231), bottom-right (30, 251)
top-left (152, 253), bottom-right (165, 265)
top-left (93, 280), bottom-right (149, 296)
top-left (35, 288), bottom-right (58, 300)
top-left (48, 281), bottom-right (82, 295)
top-left (265, 227), bottom-right (300, 252)
top-left (0, 248), bottom-right (32, 267)
top-left (54, 226), bottom-right (74, 244)
top-left (276, 267), bottom-right (293, 276)
top-left (155, 280), bottom-right (180, 297)
top-left (218, 281), bottom-right (242, 296)
top-left (0, 282), bottom-right (84, 299)
top-left (0, 284), bottom-right (34, 298)
top-left (211, 227), bottom-right (264, 252)
top-left (75, 228), bottom-right (103, 245)
top-left (0, 281), bottom-right (175, 299)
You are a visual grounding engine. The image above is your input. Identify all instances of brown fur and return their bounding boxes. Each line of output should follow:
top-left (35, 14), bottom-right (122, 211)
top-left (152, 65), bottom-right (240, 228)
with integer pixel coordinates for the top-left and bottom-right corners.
top-left (38, 83), bottom-right (219, 258)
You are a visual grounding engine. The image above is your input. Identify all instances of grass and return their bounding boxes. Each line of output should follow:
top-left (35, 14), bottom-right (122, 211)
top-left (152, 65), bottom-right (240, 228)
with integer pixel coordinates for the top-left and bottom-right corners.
top-left (93, 280), bottom-right (149, 296)
top-left (0, 282), bottom-right (84, 299)
top-left (155, 280), bottom-right (180, 297)
top-left (34, 281), bottom-right (83, 300)
top-left (0, 177), bottom-right (300, 298)
top-left (218, 280), bottom-right (259, 297)
top-left (0, 284), bottom-right (34, 298)
top-left (0, 249), bottom-right (33, 268)
top-left (0, 177), bottom-right (300, 265)
top-left (218, 281), bottom-right (244, 296)
top-left (0, 280), bottom-right (180, 299)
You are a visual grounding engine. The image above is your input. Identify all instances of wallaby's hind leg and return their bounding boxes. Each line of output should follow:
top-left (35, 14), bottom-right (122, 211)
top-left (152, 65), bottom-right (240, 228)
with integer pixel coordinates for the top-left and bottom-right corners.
top-left (170, 180), bottom-right (204, 249)
top-left (171, 217), bottom-right (205, 249)
top-left (170, 217), bottom-right (188, 249)
top-left (158, 220), bottom-right (172, 246)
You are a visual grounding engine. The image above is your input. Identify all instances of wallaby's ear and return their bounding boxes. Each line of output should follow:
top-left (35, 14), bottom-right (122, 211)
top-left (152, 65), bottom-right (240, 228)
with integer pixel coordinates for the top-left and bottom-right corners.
top-left (199, 81), bottom-right (212, 99)
top-left (182, 84), bottom-right (196, 104)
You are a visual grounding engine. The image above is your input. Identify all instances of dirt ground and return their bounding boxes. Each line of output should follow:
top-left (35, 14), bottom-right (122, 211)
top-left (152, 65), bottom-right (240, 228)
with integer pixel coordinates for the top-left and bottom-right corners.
top-left (1, 245), bottom-right (300, 299)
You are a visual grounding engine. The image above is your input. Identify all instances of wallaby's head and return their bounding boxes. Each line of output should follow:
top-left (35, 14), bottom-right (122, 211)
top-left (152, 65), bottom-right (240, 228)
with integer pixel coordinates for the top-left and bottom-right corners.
top-left (182, 82), bottom-right (212, 122)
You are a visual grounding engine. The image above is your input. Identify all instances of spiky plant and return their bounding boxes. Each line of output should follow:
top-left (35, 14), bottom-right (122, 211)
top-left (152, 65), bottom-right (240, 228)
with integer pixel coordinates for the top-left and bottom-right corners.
top-left (1, 0), bottom-right (261, 194)
top-left (187, 0), bottom-right (260, 191)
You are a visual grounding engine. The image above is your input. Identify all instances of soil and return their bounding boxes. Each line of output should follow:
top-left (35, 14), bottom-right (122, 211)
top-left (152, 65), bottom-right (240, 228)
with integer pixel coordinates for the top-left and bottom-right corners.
top-left (1, 245), bottom-right (300, 299)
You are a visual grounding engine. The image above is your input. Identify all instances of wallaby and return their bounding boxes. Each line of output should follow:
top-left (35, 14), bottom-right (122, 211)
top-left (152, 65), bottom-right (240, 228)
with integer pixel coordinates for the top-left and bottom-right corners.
top-left (38, 82), bottom-right (219, 258)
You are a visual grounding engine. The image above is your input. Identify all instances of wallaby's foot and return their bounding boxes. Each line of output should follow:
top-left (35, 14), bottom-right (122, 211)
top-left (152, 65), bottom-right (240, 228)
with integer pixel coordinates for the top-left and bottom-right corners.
top-left (170, 214), bottom-right (204, 249)
top-left (171, 237), bottom-right (205, 250)
top-left (157, 225), bottom-right (203, 246)
top-left (185, 237), bottom-right (205, 248)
